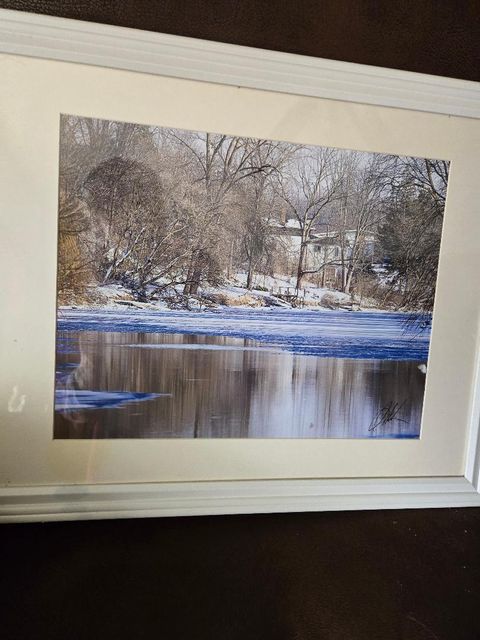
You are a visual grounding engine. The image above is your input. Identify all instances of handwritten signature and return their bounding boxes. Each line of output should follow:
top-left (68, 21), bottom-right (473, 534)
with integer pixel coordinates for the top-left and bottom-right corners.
top-left (368, 400), bottom-right (409, 432)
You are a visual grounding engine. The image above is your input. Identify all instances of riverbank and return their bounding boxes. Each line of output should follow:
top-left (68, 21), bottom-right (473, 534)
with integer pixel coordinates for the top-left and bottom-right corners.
top-left (63, 271), bottom-right (395, 313)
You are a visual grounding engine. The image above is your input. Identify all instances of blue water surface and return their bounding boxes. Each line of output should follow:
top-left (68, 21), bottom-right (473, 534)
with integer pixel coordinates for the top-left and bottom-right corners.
top-left (57, 307), bottom-right (431, 360)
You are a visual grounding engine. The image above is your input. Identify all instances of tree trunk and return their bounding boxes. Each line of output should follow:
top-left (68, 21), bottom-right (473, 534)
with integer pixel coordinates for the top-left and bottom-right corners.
top-left (246, 257), bottom-right (255, 290)
top-left (183, 258), bottom-right (195, 295)
top-left (344, 266), bottom-right (354, 294)
top-left (296, 241), bottom-right (307, 291)
top-left (185, 265), bottom-right (202, 295)
top-left (183, 250), bottom-right (203, 295)
top-left (226, 240), bottom-right (234, 280)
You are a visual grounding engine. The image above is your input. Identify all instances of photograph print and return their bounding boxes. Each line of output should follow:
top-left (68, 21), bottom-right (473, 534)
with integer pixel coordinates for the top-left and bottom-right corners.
top-left (54, 114), bottom-right (449, 439)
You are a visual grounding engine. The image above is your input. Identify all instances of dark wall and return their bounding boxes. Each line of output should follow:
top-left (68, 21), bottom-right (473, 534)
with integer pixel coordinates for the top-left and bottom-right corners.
top-left (1, 2), bottom-right (480, 639)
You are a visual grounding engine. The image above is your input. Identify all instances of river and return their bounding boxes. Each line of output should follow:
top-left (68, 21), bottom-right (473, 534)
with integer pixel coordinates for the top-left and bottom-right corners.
top-left (54, 307), bottom-right (428, 439)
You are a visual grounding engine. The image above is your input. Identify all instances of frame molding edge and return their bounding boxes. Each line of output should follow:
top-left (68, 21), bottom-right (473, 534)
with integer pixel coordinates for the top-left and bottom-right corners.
top-left (0, 9), bottom-right (479, 119)
top-left (2, 477), bottom-right (480, 522)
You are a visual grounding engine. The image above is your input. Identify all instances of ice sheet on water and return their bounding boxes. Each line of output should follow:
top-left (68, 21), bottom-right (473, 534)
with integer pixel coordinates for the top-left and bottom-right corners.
top-left (55, 389), bottom-right (167, 412)
top-left (57, 307), bottom-right (431, 360)
top-left (124, 343), bottom-right (286, 353)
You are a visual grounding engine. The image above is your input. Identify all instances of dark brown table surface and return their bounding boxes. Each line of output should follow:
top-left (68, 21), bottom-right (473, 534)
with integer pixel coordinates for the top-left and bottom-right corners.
top-left (2, 509), bottom-right (480, 639)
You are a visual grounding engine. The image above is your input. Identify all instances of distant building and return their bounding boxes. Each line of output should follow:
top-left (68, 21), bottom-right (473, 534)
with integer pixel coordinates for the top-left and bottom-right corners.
top-left (272, 219), bottom-right (376, 287)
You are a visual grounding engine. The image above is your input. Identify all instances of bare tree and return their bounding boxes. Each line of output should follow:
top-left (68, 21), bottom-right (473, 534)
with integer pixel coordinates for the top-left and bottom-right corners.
top-left (82, 156), bottom-right (193, 301)
top-left (378, 183), bottom-right (443, 312)
top-left (166, 130), bottom-right (283, 294)
top-left (401, 157), bottom-right (449, 208)
top-left (335, 153), bottom-right (388, 293)
top-left (276, 147), bottom-right (342, 291)
top-left (57, 191), bottom-right (92, 302)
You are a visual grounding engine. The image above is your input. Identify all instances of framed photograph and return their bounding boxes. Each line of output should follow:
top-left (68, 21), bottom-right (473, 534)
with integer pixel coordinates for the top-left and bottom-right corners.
top-left (1, 9), bottom-right (480, 521)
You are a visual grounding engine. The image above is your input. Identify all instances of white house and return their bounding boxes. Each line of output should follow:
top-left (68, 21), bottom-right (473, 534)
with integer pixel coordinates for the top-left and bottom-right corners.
top-left (272, 219), bottom-right (376, 287)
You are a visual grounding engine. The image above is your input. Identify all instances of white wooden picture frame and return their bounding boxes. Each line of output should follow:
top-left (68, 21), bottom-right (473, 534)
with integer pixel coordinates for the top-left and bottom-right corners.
top-left (1, 9), bottom-right (479, 522)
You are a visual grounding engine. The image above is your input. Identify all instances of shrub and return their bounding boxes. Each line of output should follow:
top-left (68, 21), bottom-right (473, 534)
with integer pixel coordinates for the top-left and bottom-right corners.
top-left (320, 292), bottom-right (338, 309)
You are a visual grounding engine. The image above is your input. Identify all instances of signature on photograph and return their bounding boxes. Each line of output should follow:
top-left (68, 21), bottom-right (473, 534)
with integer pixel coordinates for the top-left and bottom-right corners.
top-left (368, 400), bottom-right (409, 432)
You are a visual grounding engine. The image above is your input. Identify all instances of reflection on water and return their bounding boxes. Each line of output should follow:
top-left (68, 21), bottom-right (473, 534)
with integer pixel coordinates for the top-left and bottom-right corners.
top-left (54, 331), bottom-right (425, 439)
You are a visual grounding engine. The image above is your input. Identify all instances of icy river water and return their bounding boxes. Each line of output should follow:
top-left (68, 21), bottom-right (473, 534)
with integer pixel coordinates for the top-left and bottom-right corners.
top-left (54, 307), bottom-right (430, 439)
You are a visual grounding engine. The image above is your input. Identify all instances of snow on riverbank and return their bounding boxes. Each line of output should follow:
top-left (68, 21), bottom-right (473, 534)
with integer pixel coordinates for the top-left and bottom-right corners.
top-left (91, 273), bottom-right (363, 311)
top-left (220, 273), bottom-right (353, 306)
top-left (57, 306), bottom-right (431, 360)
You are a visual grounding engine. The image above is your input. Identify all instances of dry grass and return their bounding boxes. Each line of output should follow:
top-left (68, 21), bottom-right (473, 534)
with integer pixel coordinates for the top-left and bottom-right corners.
top-left (223, 293), bottom-right (264, 307)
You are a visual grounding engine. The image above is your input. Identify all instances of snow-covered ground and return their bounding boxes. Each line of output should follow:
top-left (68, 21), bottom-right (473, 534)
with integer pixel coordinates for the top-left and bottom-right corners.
top-left (57, 306), bottom-right (431, 360)
top-left (91, 272), bottom-right (374, 312)
top-left (228, 272), bottom-right (352, 304)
